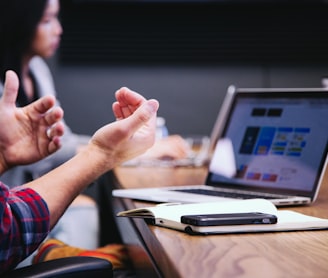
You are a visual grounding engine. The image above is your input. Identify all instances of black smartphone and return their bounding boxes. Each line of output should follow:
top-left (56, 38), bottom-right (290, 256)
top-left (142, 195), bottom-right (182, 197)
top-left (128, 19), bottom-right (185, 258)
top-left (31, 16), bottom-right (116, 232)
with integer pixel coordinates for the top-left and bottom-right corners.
top-left (180, 212), bottom-right (277, 226)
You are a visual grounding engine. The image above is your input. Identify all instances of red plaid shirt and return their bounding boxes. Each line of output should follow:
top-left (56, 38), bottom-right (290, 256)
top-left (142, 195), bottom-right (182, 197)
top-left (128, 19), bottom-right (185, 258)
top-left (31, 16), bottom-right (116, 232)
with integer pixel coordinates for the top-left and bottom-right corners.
top-left (0, 182), bottom-right (50, 274)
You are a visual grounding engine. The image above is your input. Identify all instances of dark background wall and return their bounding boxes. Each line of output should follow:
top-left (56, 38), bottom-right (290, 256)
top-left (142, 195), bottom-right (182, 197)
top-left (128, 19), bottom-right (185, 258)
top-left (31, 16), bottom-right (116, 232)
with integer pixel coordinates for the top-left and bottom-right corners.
top-left (50, 0), bottom-right (328, 137)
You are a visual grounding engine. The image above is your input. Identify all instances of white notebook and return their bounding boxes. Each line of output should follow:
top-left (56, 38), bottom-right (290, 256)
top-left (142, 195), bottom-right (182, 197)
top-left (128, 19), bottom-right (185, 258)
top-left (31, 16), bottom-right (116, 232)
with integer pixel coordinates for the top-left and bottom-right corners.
top-left (117, 199), bottom-right (328, 235)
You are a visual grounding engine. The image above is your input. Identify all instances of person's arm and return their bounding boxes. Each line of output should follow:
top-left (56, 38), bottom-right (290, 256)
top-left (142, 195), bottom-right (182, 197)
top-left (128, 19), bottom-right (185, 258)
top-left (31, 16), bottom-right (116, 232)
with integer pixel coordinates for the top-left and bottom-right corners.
top-left (0, 71), bottom-right (64, 174)
top-left (24, 87), bottom-right (159, 227)
top-left (0, 72), bottom-right (158, 273)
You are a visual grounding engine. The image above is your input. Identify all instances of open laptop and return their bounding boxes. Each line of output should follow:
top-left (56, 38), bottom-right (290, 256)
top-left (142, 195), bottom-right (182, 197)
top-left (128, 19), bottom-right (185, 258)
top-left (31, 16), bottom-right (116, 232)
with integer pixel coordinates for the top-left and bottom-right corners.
top-left (113, 86), bottom-right (328, 206)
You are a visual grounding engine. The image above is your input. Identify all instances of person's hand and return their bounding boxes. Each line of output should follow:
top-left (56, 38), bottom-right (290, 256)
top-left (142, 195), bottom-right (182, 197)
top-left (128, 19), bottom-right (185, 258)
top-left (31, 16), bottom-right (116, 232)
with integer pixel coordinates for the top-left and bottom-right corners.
top-left (140, 135), bottom-right (190, 160)
top-left (24, 87), bottom-right (158, 227)
top-left (0, 70), bottom-right (64, 173)
top-left (88, 87), bottom-right (159, 166)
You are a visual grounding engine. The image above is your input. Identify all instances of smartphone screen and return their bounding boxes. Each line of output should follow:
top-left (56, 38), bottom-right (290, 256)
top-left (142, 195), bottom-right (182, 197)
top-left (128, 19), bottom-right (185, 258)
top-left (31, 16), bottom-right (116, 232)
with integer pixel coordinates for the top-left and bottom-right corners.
top-left (180, 212), bottom-right (277, 226)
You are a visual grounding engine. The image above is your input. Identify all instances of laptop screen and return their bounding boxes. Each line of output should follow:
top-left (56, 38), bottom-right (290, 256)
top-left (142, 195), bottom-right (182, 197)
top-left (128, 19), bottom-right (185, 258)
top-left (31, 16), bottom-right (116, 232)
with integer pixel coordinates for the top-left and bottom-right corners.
top-left (206, 88), bottom-right (328, 198)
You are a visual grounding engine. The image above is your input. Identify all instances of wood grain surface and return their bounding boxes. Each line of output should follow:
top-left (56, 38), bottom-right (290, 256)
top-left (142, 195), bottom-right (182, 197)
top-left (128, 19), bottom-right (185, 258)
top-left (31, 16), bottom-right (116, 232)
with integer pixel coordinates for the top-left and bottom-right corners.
top-left (114, 166), bottom-right (328, 278)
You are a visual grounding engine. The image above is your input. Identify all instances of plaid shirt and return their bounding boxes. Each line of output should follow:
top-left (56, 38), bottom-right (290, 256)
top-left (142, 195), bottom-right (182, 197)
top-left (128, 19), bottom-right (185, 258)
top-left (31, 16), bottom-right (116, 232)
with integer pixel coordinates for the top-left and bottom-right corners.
top-left (0, 182), bottom-right (50, 274)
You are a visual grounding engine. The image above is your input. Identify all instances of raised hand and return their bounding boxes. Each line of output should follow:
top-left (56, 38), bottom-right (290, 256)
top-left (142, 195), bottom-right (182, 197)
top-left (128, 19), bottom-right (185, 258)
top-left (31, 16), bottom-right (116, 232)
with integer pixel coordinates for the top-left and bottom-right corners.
top-left (89, 87), bottom-right (159, 165)
top-left (24, 86), bottom-right (158, 228)
top-left (0, 70), bottom-right (64, 173)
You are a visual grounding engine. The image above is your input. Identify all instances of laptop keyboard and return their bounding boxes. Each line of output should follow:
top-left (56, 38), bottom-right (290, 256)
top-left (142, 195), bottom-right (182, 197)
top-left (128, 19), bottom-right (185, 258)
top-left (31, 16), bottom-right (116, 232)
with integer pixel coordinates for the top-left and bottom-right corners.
top-left (173, 188), bottom-right (281, 200)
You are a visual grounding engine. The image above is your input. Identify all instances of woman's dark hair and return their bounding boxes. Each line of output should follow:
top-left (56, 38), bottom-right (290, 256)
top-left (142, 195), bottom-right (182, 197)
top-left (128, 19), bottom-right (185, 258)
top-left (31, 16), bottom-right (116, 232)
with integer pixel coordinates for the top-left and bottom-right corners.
top-left (0, 0), bottom-right (48, 103)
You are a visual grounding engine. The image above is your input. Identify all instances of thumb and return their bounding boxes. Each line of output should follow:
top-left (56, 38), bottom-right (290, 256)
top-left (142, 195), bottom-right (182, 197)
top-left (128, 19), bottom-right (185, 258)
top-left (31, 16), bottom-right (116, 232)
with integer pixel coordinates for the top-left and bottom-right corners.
top-left (1, 70), bottom-right (19, 105)
top-left (123, 99), bottom-right (159, 134)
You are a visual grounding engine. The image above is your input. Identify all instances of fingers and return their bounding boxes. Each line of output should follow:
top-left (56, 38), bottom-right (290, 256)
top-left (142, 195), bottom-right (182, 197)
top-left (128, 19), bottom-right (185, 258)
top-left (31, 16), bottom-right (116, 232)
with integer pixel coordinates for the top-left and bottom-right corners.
top-left (44, 106), bottom-right (64, 154)
top-left (122, 99), bottom-right (159, 135)
top-left (113, 87), bottom-right (147, 119)
top-left (46, 121), bottom-right (64, 154)
top-left (46, 122), bottom-right (65, 140)
top-left (31, 95), bottom-right (57, 115)
top-left (1, 70), bottom-right (19, 105)
top-left (115, 87), bottom-right (146, 106)
top-left (48, 135), bottom-right (62, 154)
top-left (43, 106), bottom-right (64, 127)
top-left (112, 102), bottom-right (123, 120)
top-left (2, 70), bottom-right (57, 115)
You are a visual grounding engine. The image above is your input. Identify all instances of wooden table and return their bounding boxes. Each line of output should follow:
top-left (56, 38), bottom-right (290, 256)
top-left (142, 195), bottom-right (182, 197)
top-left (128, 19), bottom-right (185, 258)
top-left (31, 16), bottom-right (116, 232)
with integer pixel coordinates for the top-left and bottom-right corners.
top-left (113, 166), bottom-right (328, 278)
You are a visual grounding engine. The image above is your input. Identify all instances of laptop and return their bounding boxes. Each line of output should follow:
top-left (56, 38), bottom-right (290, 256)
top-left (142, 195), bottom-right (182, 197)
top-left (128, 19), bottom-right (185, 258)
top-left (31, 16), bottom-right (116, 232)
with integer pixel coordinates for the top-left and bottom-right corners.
top-left (113, 86), bottom-right (328, 206)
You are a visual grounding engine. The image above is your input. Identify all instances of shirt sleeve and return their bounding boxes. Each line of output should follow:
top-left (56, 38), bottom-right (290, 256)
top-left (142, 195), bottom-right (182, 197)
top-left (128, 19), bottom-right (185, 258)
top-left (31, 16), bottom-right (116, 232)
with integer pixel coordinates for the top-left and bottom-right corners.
top-left (0, 182), bottom-right (50, 273)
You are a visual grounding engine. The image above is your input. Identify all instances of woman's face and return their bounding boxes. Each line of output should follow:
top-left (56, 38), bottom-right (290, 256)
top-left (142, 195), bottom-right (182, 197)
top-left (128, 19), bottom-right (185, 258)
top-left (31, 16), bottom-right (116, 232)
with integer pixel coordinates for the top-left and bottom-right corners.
top-left (30, 0), bottom-right (62, 59)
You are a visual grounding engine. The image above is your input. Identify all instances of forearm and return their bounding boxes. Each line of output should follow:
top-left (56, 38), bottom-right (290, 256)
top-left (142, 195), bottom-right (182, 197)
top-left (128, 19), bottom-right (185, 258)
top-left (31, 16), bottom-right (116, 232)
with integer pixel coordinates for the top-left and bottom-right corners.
top-left (23, 146), bottom-right (112, 228)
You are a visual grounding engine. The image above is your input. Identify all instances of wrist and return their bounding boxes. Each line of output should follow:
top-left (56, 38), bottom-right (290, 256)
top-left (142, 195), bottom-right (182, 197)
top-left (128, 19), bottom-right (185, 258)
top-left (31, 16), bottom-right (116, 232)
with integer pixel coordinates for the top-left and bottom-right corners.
top-left (77, 143), bottom-right (117, 178)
